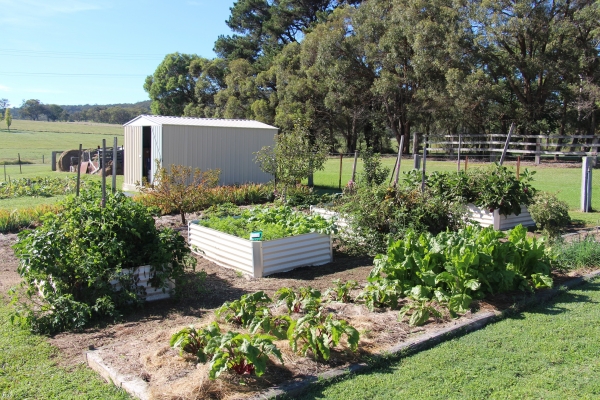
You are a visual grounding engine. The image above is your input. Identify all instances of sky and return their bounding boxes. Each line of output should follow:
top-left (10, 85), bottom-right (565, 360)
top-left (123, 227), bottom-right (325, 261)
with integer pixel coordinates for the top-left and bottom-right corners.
top-left (0, 0), bottom-right (236, 107)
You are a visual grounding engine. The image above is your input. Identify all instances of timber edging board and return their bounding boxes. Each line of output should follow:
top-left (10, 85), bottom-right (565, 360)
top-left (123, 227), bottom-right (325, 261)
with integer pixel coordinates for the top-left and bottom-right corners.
top-left (188, 222), bottom-right (333, 278)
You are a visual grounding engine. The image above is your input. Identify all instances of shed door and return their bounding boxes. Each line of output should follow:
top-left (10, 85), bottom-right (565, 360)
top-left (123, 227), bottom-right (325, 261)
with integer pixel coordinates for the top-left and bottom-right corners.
top-left (150, 125), bottom-right (162, 183)
top-left (124, 126), bottom-right (143, 188)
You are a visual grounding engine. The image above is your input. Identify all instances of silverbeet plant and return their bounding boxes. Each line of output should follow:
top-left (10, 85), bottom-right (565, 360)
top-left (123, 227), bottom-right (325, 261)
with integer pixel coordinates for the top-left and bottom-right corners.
top-left (170, 323), bottom-right (283, 379)
top-left (287, 311), bottom-right (360, 361)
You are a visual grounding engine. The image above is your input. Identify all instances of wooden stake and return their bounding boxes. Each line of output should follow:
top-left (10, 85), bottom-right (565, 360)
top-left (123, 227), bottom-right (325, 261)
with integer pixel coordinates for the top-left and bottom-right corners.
top-left (18, 153), bottom-right (21, 174)
top-left (394, 136), bottom-right (404, 186)
top-left (499, 122), bottom-right (515, 165)
top-left (112, 137), bottom-right (117, 193)
top-left (457, 133), bottom-right (462, 172)
top-left (101, 139), bottom-right (106, 208)
top-left (3, 164), bottom-right (5, 181)
top-left (76, 144), bottom-right (82, 196)
top-left (465, 156), bottom-right (469, 171)
top-left (516, 156), bottom-right (521, 180)
top-left (351, 150), bottom-right (358, 183)
top-left (421, 137), bottom-right (428, 191)
top-left (338, 153), bottom-right (343, 189)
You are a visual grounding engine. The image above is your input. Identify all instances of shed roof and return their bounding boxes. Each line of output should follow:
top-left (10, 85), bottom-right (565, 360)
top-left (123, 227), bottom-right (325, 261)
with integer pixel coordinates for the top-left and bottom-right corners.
top-left (123, 115), bottom-right (278, 130)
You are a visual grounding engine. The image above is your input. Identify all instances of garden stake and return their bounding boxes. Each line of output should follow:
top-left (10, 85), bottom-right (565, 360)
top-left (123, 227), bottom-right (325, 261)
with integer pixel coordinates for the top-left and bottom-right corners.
top-left (101, 139), bottom-right (106, 208)
top-left (517, 156), bottom-right (521, 180)
top-left (42, 155), bottom-right (44, 164)
top-left (339, 153), bottom-right (343, 189)
top-left (3, 164), bottom-right (5, 181)
top-left (112, 137), bottom-right (117, 193)
top-left (421, 137), bottom-right (427, 192)
top-left (394, 136), bottom-right (404, 186)
top-left (351, 150), bottom-right (358, 183)
top-left (18, 153), bottom-right (21, 174)
top-left (76, 144), bottom-right (82, 197)
top-left (465, 156), bottom-right (469, 171)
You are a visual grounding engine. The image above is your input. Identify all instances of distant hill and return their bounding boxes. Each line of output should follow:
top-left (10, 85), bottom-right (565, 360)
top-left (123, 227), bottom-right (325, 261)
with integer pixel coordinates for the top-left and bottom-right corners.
top-left (12, 100), bottom-right (151, 124)
top-left (59, 100), bottom-right (151, 114)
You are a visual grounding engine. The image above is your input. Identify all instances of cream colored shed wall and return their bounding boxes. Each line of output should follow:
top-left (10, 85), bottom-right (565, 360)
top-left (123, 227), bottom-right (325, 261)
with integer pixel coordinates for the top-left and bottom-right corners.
top-left (161, 125), bottom-right (274, 185)
top-left (123, 126), bottom-right (143, 191)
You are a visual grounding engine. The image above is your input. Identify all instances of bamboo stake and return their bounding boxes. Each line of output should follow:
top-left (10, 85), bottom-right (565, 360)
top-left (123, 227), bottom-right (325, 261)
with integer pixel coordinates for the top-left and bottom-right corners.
top-left (394, 136), bottom-right (404, 186)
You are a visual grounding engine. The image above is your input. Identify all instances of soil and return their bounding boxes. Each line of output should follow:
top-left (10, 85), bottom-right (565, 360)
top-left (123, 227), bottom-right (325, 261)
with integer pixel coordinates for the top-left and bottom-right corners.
top-left (1, 215), bottom-right (598, 400)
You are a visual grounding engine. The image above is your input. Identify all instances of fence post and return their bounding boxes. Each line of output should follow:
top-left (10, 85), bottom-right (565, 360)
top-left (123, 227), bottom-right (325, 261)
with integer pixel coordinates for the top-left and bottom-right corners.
top-left (581, 157), bottom-right (593, 212)
top-left (413, 154), bottom-right (421, 170)
top-left (18, 153), bottom-right (21, 174)
top-left (535, 138), bottom-right (541, 165)
top-left (42, 155), bottom-right (44, 164)
top-left (3, 164), bottom-right (5, 181)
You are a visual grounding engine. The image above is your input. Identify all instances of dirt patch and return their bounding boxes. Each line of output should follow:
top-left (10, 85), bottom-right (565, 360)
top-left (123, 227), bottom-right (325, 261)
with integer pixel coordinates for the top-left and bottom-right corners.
top-left (1, 215), bottom-right (598, 400)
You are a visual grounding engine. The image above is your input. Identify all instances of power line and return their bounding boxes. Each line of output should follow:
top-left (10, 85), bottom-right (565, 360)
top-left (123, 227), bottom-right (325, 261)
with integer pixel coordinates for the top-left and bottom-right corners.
top-left (0, 48), bottom-right (165, 61)
top-left (0, 72), bottom-right (147, 77)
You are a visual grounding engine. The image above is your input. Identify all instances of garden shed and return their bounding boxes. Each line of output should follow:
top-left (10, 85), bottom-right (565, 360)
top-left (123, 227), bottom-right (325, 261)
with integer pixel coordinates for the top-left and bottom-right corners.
top-left (122, 115), bottom-right (278, 191)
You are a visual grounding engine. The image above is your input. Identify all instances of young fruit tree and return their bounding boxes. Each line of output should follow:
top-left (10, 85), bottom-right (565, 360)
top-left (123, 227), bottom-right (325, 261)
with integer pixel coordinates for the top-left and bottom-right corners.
top-left (254, 120), bottom-right (328, 202)
top-left (5, 108), bottom-right (12, 130)
top-left (137, 162), bottom-right (220, 224)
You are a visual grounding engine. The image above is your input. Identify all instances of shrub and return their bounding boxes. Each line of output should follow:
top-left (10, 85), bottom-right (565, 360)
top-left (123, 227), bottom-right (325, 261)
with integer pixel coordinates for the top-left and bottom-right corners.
top-left (137, 162), bottom-right (220, 224)
top-left (11, 189), bottom-right (196, 334)
top-left (360, 148), bottom-right (390, 186)
top-left (529, 191), bottom-right (571, 238)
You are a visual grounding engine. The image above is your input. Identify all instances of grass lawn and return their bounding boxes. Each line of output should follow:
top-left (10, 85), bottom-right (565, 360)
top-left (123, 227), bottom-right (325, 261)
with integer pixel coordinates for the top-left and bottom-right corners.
top-left (310, 157), bottom-right (600, 227)
top-left (0, 119), bottom-right (123, 164)
top-left (0, 302), bottom-right (130, 399)
top-left (294, 277), bottom-right (600, 400)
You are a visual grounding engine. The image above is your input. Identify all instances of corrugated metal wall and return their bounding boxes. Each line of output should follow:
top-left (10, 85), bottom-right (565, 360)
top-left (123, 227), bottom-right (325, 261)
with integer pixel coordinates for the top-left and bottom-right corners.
top-left (161, 125), bottom-right (274, 185)
top-left (123, 126), bottom-right (142, 191)
top-left (467, 204), bottom-right (535, 230)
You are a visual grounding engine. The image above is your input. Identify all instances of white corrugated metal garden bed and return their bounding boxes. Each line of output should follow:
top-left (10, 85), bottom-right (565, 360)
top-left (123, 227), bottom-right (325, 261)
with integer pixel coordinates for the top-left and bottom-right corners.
top-left (188, 222), bottom-right (333, 278)
top-left (467, 204), bottom-right (535, 230)
top-left (109, 265), bottom-right (174, 302)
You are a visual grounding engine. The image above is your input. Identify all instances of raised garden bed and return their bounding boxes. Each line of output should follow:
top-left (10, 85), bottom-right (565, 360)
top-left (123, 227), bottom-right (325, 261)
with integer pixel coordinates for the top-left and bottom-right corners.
top-left (109, 265), bottom-right (175, 302)
top-left (188, 222), bottom-right (333, 278)
top-left (467, 203), bottom-right (535, 230)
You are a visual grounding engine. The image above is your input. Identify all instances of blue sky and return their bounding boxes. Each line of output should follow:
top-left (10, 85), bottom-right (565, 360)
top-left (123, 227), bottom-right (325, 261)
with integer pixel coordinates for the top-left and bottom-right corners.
top-left (0, 0), bottom-right (236, 107)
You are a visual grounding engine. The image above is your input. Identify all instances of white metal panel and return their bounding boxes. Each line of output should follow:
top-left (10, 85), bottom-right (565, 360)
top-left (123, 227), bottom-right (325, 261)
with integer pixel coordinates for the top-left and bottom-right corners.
top-left (109, 265), bottom-right (174, 302)
top-left (188, 224), bottom-right (332, 278)
top-left (467, 204), bottom-right (534, 230)
top-left (161, 125), bottom-right (275, 185)
top-left (123, 126), bottom-right (142, 191)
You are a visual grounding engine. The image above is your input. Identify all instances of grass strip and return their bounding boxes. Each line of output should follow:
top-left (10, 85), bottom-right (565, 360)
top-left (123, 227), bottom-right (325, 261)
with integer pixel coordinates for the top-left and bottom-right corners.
top-left (291, 276), bottom-right (600, 400)
top-left (0, 302), bottom-right (130, 399)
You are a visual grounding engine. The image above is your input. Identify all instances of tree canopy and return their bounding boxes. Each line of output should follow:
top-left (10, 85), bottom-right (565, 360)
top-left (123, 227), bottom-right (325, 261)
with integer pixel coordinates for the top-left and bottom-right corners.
top-left (144, 0), bottom-right (600, 152)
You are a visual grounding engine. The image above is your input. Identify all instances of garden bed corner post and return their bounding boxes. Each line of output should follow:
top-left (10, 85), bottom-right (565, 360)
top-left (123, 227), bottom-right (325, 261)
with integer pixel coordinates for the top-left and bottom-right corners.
top-left (252, 241), bottom-right (264, 278)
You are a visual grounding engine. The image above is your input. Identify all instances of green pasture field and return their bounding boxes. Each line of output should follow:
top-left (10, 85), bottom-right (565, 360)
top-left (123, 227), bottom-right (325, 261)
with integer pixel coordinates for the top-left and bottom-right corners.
top-left (309, 156), bottom-right (600, 226)
top-left (0, 119), bottom-right (123, 164)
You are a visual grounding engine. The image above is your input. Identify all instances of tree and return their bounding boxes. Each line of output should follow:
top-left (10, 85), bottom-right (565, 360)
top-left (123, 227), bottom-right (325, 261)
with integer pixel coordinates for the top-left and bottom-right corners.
top-left (0, 99), bottom-right (8, 120)
top-left (254, 119), bottom-right (328, 200)
top-left (20, 99), bottom-right (45, 120)
top-left (44, 104), bottom-right (64, 121)
top-left (137, 163), bottom-right (220, 224)
top-left (144, 53), bottom-right (202, 116)
top-left (5, 108), bottom-right (12, 130)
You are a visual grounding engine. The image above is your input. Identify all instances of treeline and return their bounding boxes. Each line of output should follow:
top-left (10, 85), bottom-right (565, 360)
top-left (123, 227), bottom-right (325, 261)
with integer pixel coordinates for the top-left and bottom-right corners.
top-left (144, 0), bottom-right (600, 153)
top-left (12, 100), bottom-right (151, 125)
